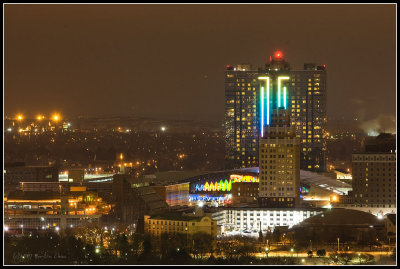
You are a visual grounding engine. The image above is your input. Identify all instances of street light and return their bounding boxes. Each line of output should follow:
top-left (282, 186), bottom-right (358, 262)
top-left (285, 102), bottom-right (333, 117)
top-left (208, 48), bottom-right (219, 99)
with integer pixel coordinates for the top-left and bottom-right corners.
top-left (52, 114), bottom-right (60, 121)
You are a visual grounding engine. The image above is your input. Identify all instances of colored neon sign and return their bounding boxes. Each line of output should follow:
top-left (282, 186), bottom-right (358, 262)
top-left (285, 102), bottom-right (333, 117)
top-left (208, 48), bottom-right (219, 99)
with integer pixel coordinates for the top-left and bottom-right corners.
top-left (278, 76), bottom-right (289, 108)
top-left (194, 175), bottom-right (258, 192)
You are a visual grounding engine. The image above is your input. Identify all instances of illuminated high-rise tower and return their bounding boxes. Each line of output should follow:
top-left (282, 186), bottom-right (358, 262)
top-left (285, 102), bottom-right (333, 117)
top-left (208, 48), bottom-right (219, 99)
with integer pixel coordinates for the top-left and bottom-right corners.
top-left (257, 51), bottom-right (327, 172)
top-left (290, 63), bottom-right (327, 172)
top-left (224, 64), bottom-right (258, 169)
top-left (225, 51), bottom-right (327, 172)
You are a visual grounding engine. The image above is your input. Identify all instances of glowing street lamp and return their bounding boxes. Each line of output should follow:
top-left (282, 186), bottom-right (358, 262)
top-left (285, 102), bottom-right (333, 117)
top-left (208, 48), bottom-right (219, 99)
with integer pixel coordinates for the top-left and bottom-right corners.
top-left (52, 114), bottom-right (61, 121)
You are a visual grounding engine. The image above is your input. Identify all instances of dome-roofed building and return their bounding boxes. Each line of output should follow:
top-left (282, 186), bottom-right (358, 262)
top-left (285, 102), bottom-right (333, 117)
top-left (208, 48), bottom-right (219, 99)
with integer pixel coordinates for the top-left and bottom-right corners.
top-left (300, 208), bottom-right (384, 227)
top-left (289, 208), bottom-right (386, 249)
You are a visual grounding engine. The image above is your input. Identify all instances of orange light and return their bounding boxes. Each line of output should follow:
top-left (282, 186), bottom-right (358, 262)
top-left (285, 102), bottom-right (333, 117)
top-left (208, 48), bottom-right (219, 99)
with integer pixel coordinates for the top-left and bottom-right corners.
top-left (331, 195), bottom-right (338, 202)
top-left (17, 115), bottom-right (23, 121)
top-left (52, 114), bottom-right (61, 121)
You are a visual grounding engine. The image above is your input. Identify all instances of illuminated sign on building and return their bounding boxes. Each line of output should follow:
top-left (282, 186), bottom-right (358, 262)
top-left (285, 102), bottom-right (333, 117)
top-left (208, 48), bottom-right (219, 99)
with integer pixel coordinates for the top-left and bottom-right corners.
top-left (258, 75), bottom-right (290, 137)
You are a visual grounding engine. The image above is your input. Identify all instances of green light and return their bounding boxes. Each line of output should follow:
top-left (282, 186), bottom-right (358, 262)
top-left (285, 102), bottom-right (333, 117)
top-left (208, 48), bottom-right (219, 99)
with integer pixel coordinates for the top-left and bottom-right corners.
top-left (278, 76), bottom-right (289, 108)
top-left (283, 86), bottom-right (287, 109)
top-left (258, 76), bottom-right (270, 133)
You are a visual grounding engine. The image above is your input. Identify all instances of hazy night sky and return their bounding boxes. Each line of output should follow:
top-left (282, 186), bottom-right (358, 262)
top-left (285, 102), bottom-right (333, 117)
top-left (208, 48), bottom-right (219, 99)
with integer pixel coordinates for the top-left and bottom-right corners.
top-left (4, 4), bottom-right (396, 127)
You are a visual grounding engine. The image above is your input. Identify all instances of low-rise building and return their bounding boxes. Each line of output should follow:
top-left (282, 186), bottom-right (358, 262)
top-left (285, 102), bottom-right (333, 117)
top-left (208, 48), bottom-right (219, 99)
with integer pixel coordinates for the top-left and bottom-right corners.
top-left (152, 182), bottom-right (190, 207)
top-left (4, 190), bottom-right (111, 232)
top-left (144, 213), bottom-right (217, 239)
top-left (212, 207), bottom-right (323, 234)
top-left (231, 182), bottom-right (259, 204)
top-left (4, 164), bottom-right (59, 184)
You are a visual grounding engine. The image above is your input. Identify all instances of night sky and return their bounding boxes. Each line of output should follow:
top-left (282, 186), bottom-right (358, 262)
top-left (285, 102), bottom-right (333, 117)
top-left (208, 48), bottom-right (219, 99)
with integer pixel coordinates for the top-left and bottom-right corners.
top-left (4, 4), bottom-right (396, 127)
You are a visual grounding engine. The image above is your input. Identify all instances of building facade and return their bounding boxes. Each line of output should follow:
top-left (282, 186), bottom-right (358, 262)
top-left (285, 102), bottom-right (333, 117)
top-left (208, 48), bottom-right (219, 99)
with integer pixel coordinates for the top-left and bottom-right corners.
top-left (290, 64), bottom-right (327, 171)
top-left (224, 64), bottom-right (259, 168)
top-left (231, 182), bottom-right (259, 204)
top-left (144, 214), bottom-right (217, 239)
top-left (352, 153), bottom-right (396, 209)
top-left (212, 207), bottom-right (322, 234)
top-left (4, 190), bottom-right (110, 231)
top-left (152, 182), bottom-right (190, 207)
top-left (258, 109), bottom-right (300, 208)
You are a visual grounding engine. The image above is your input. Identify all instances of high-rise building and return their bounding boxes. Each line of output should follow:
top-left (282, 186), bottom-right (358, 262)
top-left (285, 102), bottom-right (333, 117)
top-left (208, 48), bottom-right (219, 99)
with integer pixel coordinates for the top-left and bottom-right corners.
top-left (224, 64), bottom-right (259, 168)
top-left (258, 108), bottom-right (300, 208)
top-left (225, 51), bottom-right (327, 172)
top-left (351, 133), bottom-right (396, 209)
top-left (290, 63), bottom-right (327, 172)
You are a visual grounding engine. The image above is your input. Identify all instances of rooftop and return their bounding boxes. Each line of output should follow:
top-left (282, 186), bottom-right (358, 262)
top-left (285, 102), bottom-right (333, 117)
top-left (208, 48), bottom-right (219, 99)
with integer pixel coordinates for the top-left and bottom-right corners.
top-left (147, 212), bottom-right (204, 222)
top-left (299, 208), bottom-right (384, 226)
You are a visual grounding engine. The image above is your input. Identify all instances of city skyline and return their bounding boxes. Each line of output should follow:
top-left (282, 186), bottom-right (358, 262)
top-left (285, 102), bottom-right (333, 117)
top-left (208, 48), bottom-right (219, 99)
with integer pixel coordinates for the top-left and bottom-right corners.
top-left (4, 4), bottom-right (396, 130)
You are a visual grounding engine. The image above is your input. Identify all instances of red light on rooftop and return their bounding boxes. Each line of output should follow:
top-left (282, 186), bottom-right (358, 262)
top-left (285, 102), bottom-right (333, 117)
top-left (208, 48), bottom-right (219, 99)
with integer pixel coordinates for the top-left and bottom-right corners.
top-left (274, 51), bottom-right (283, 59)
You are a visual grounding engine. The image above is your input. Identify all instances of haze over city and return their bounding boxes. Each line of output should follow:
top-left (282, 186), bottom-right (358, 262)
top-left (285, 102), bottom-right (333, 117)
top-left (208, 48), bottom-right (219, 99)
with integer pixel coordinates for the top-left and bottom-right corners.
top-left (5, 4), bottom-right (396, 128)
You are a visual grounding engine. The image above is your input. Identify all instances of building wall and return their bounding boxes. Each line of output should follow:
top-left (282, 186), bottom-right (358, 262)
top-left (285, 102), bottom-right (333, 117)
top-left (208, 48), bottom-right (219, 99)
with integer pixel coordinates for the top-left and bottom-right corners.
top-left (224, 64), bottom-right (259, 168)
top-left (352, 153), bottom-right (396, 208)
top-left (290, 66), bottom-right (327, 172)
top-left (231, 182), bottom-right (259, 204)
top-left (144, 215), bottom-right (217, 239)
top-left (212, 208), bottom-right (322, 233)
top-left (259, 109), bottom-right (300, 208)
top-left (153, 182), bottom-right (190, 207)
top-left (4, 166), bottom-right (59, 184)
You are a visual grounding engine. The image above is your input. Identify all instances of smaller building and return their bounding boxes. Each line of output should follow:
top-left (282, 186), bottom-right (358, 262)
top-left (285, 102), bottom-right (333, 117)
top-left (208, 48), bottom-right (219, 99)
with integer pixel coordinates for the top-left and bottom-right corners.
top-left (231, 182), bottom-right (259, 204)
top-left (333, 169), bottom-right (352, 180)
top-left (212, 207), bottom-right (323, 235)
top-left (152, 182), bottom-right (190, 207)
top-left (68, 169), bottom-right (84, 183)
top-left (4, 165), bottom-right (59, 184)
top-left (144, 213), bottom-right (217, 239)
top-left (4, 190), bottom-right (111, 232)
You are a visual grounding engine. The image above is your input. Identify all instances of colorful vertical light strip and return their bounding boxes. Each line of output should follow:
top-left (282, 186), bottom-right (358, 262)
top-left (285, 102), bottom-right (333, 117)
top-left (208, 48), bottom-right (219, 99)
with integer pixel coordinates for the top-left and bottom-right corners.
top-left (261, 86), bottom-right (264, 136)
top-left (258, 76), bottom-right (269, 136)
top-left (283, 86), bottom-right (287, 109)
top-left (266, 77), bottom-right (270, 125)
top-left (278, 76), bottom-right (290, 109)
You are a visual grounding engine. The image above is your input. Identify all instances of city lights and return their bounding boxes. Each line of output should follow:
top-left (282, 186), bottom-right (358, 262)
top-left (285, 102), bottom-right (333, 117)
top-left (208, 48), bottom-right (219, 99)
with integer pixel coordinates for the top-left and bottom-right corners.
top-left (52, 114), bottom-right (61, 121)
top-left (3, 4), bottom-right (396, 266)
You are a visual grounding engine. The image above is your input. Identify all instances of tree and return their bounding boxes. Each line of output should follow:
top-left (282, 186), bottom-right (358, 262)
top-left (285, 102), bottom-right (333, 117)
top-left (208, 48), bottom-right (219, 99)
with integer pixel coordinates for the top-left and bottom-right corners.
top-left (307, 250), bottom-right (313, 258)
top-left (258, 231), bottom-right (264, 243)
top-left (329, 251), bottom-right (340, 264)
top-left (316, 249), bottom-right (326, 257)
top-left (363, 254), bottom-right (375, 264)
top-left (338, 252), bottom-right (355, 265)
top-left (272, 228), bottom-right (282, 243)
top-left (192, 232), bottom-right (214, 259)
top-left (138, 234), bottom-right (153, 263)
